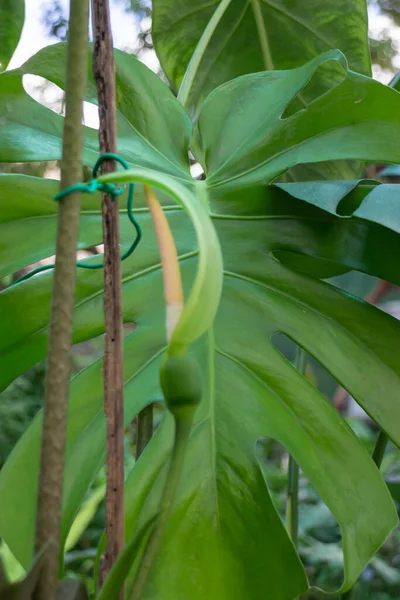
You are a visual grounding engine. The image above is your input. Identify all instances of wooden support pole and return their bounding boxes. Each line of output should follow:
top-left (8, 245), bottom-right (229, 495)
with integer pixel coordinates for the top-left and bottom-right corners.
top-left (92, 0), bottom-right (125, 592)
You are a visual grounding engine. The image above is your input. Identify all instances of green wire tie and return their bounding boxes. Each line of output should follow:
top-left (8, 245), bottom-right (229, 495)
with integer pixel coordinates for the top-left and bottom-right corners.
top-left (13, 153), bottom-right (142, 285)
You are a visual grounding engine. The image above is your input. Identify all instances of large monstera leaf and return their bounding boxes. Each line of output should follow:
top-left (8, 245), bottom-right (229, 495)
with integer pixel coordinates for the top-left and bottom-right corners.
top-left (196, 50), bottom-right (400, 190)
top-left (2, 46), bottom-right (400, 599)
top-left (152, 0), bottom-right (371, 181)
top-left (152, 0), bottom-right (371, 116)
top-left (0, 44), bottom-right (191, 179)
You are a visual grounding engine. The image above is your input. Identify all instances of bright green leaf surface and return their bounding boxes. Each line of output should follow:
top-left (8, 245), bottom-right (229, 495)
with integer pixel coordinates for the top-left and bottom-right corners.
top-left (1, 176), bottom-right (400, 597)
top-left (95, 517), bottom-right (154, 600)
top-left (65, 485), bottom-right (106, 553)
top-left (277, 180), bottom-right (400, 235)
top-left (1, 46), bottom-right (400, 598)
top-left (153, 0), bottom-right (371, 179)
top-left (153, 0), bottom-right (370, 117)
top-left (0, 0), bottom-right (24, 70)
top-left (0, 44), bottom-right (192, 179)
top-left (197, 51), bottom-right (400, 189)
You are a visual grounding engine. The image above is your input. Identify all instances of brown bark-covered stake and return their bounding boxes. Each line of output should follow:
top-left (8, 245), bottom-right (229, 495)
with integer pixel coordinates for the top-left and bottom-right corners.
top-left (33, 1), bottom-right (89, 599)
top-left (92, 0), bottom-right (125, 591)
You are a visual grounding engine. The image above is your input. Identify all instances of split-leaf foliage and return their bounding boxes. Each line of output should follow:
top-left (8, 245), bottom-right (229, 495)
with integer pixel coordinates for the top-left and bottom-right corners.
top-left (1, 1), bottom-right (400, 598)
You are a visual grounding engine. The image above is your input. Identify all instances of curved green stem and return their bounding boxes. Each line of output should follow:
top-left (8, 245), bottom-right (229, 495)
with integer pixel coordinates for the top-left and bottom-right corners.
top-left (177, 0), bottom-right (233, 108)
top-left (98, 171), bottom-right (223, 352)
top-left (250, 0), bottom-right (274, 70)
top-left (286, 348), bottom-right (307, 548)
top-left (129, 415), bottom-right (193, 599)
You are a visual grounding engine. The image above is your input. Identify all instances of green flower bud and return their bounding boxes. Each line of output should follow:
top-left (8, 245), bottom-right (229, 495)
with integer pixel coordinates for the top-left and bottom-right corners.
top-left (160, 355), bottom-right (202, 419)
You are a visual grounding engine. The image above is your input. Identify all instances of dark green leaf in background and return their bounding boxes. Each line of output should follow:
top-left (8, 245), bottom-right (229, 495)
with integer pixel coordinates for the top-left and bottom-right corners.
top-left (153, 0), bottom-right (371, 117)
top-left (0, 0), bottom-right (24, 71)
top-left (153, 0), bottom-right (372, 181)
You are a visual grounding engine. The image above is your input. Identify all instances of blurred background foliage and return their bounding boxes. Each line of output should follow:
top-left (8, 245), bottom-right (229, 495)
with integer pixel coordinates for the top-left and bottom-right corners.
top-left (38, 0), bottom-right (400, 75)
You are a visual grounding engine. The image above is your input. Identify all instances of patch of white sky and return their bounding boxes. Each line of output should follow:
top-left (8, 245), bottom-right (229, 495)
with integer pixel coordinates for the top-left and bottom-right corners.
top-left (9, 0), bottom-right (158, 130)
top-left (369, 2), bottom-right (400, 82)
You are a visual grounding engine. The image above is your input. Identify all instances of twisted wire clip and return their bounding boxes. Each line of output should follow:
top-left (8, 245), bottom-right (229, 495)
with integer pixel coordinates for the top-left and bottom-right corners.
top-left (13, 153), bottom-right (142, 285)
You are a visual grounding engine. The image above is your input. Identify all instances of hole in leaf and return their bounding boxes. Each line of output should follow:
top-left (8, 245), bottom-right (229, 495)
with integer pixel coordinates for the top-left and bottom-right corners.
top-left (129, 401), bottom-right (165, 459)
top-left (23, 74), bottom-right (65, 116)
top-left (190, 162), bottom-right (204, 179)
top-left (22, 75), bottom-right (99, 129)
top-left (280, 59), bottom-right (347, 120)
top-left (82, 102), bottom-right (99, 130)
top-left (8, 247), bottom-right (104, 285)
top-left (270, 330), bottom-right (383, 429)
top-left (272, 250), bottom-right (351, 279)
top-left (10, 253), bottom-right (56, 284)
top-left (93, 244), bottom-right (104, 255)
top-left (335, 181), bottom-right (381, 217)
top-left (297, 483), bottom-right (344, 593)
top-left (256, 435), bottom-right (344, 593)
top-left (271, 319), bottom-right (397, 432)
top-left (327, 271), bottom-right (397, 304)
top-left (44, 164), bottom-right (61, 180)
top-left (72, 322), bottom-right (138, 377)
top-left (271, 333), bottom-right (339, 402)
top-left (328, 273), bottom-right (400, 427)
top-left (0, 161), bottom-right (59, 178)
top-left (0, 362), bottom-right (45, 467)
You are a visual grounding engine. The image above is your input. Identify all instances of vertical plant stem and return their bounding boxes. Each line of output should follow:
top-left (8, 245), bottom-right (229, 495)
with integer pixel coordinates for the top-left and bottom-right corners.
top-left (33, 1), bottom-right (89, 599)
top-left (130, 416), bottom-right (193, 600)
top-left (177, 0), bottom-right (233, 108)
top-left (372, 430), bottom-right (389, 468)
top-left (250, 0), bottom-right (274, 70)
top-left (92, 0), bottom-right (124, 592)
top-left (286, 348), bottom-right (307, 549)
top-left (287, 455), bottom-right (299, 547)
top-left (136, 405), bottom-right (154, 459)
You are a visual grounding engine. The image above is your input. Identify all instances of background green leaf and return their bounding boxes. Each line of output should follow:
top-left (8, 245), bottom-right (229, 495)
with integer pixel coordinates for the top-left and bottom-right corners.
top-left (153, 0), bottom-right (371, 118)
top-left (0, 0), bottom-right (24, 71)
top-left (276, 180), bottom-right (400, 234)
top-left (64, 486), bottom-right (106, 554)
top-left (0, 44), bottom-right (192, 179)
top-left (95, 517), bottom-right (154, 600)
top-left (196, 51), bottom-right (400, 190)
top-left (153, 0), bottom-right (372, 180)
